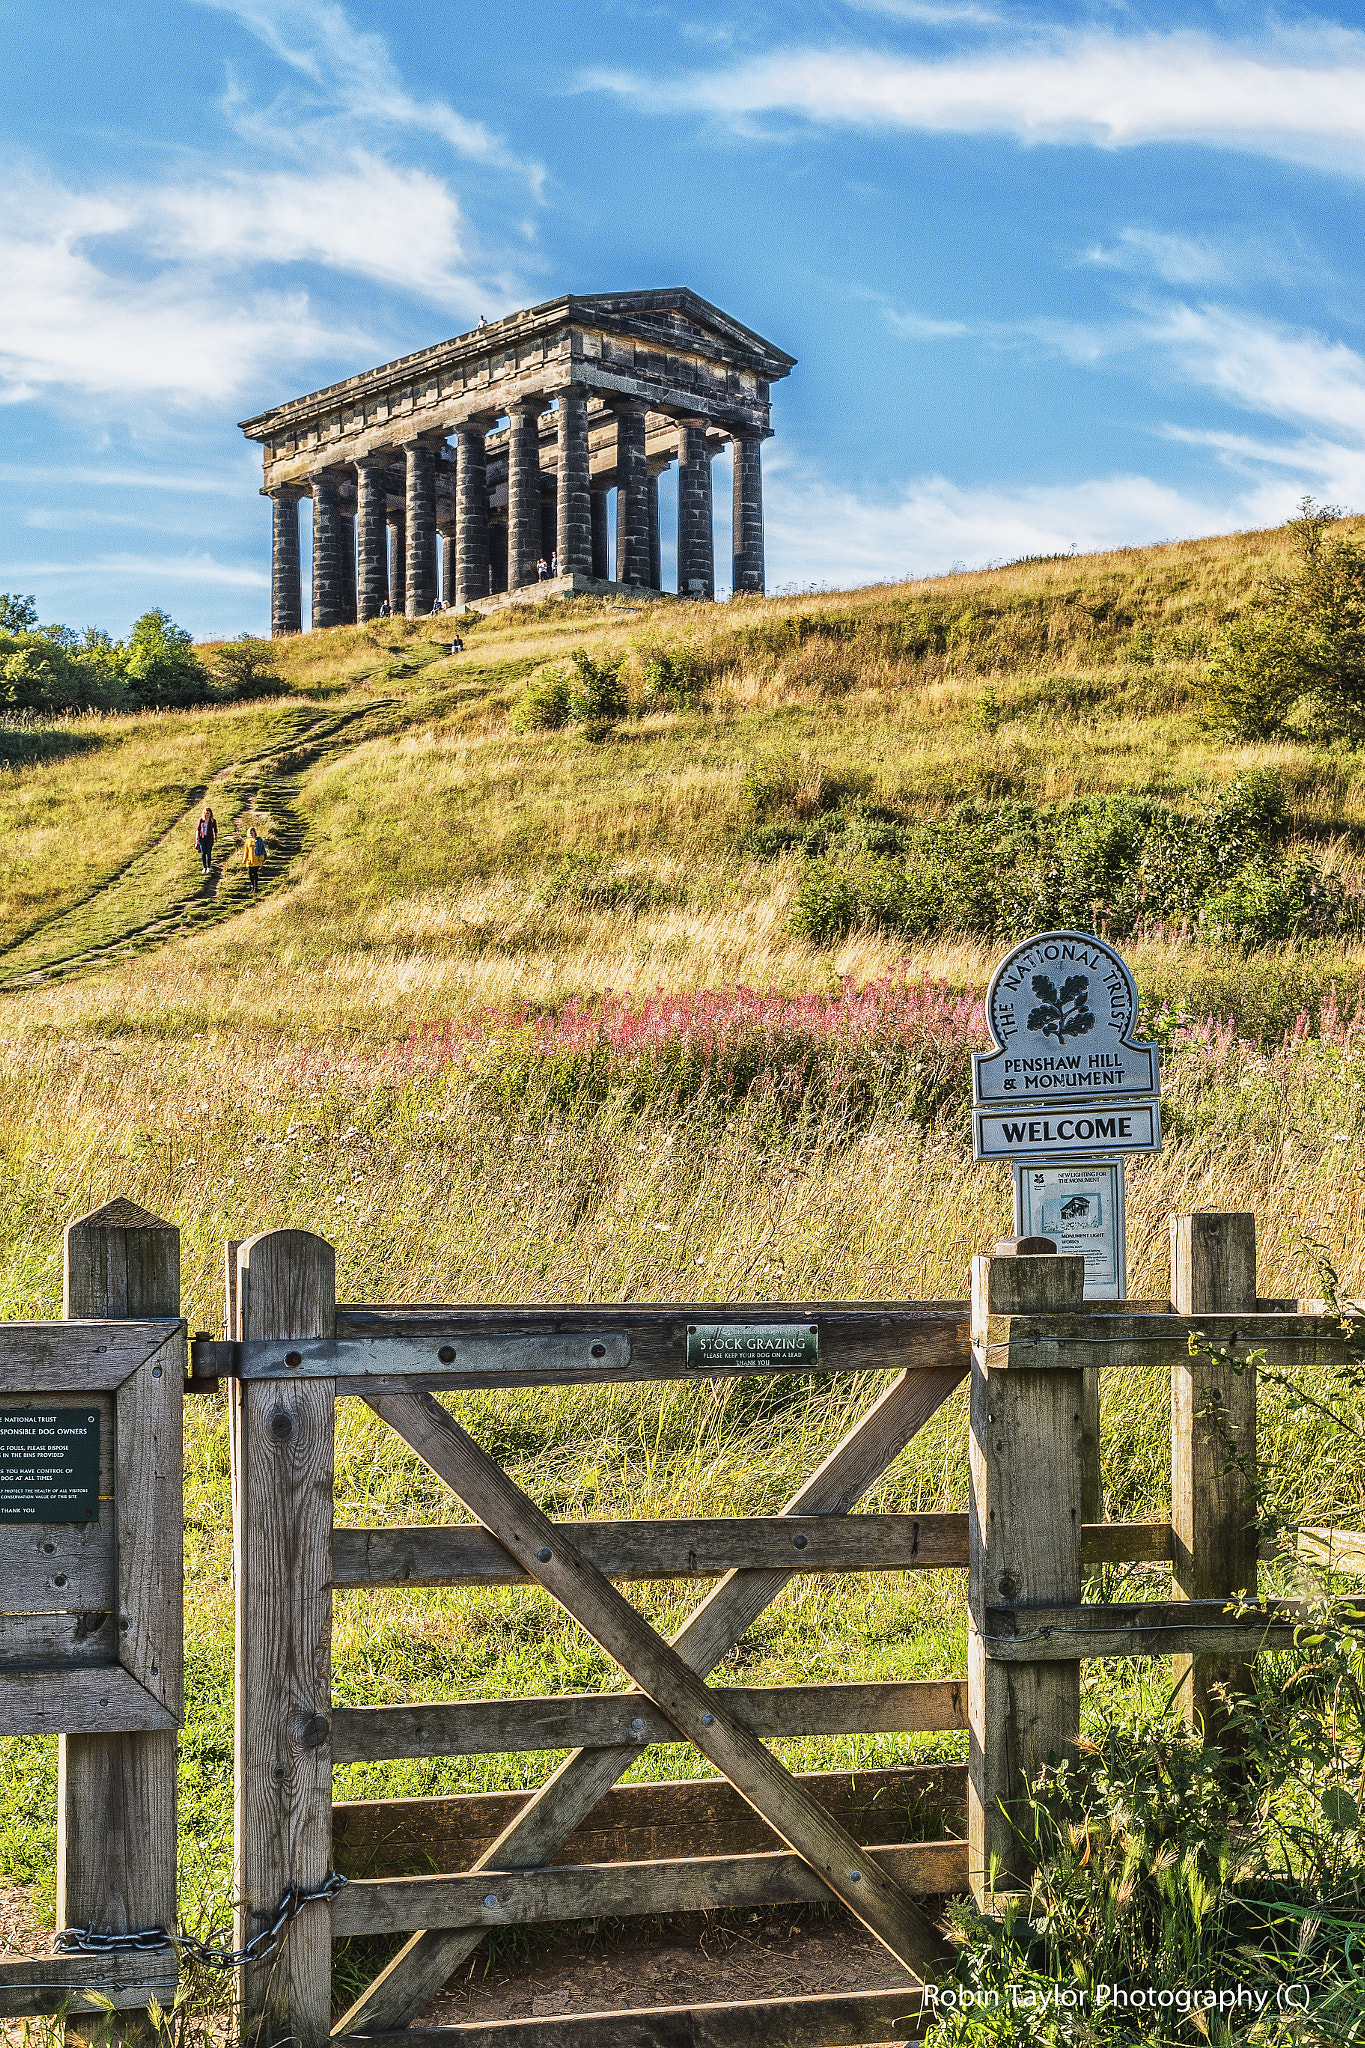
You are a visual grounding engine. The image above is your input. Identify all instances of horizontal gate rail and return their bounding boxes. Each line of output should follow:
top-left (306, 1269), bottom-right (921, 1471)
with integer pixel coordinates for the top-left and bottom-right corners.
top-left (331, 1513), bottom-right (1172, 1587)
top-left (333, 1763), bottom-right (967, 1878)
top-left (0, 1948), bottom-right (180, 2019)
top-left (331, 1679), bottom-right (969, 1762)
top-left (332, 1838), bottom-right (970, 1937)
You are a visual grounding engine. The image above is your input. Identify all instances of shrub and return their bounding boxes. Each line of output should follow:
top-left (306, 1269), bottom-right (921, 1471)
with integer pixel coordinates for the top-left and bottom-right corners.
top-left (209, 635), bottom-right (287, 701)
top-left (1206, 498), bottom-right (1365, 740)
top-left (775, 771), bottom-right (1363, 949)
top-left (511, 649), bottom-right (627, 738)
top-left (511, 667), bottom-right (574, 731)
top-left (568, 647), bottom-right (626, 737)
top-left (639, 646), bottom-right (710, 711)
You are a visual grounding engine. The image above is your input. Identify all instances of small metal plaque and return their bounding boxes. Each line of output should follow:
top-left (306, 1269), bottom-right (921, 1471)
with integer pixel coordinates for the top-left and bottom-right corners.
top-left (686, 1323), bottom-right (819, 1372)
top-left (0, 1407), bottom-right (100, 1522)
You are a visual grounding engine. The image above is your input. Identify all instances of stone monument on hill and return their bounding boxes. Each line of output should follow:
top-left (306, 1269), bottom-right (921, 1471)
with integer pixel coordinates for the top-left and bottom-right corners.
top-left (238, 289), bottom-right (796, 633)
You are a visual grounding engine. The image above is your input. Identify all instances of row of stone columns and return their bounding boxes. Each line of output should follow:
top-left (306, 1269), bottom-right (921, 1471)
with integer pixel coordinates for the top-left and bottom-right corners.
top-left (270, 402), bottom-right (765, 633)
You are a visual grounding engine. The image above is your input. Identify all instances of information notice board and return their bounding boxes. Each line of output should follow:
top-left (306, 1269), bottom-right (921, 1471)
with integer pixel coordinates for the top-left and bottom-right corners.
top-left (0, 1406), bottom-right (100, 1522)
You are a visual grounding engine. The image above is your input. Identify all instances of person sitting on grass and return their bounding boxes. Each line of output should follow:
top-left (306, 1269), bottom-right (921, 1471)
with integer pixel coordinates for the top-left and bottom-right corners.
top-left (195, 804), bottom-right (218, 874)
top-left (243, 823), bottom-right (267, 894)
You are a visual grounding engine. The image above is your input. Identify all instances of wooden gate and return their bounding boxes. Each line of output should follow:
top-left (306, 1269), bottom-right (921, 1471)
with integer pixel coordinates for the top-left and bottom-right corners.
top-left (0, 1200), bottom-right (184, 2037)
top-left (217, 1228), bottom-right (982, 2048)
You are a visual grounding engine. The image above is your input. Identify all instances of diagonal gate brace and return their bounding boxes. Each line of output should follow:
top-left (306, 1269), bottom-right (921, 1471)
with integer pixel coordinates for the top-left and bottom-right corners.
top-left (337, 1366), bottom-right (964, 2034)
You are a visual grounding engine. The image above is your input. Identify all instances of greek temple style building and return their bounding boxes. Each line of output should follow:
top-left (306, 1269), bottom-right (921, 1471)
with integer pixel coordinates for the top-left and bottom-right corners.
top-left (239, 289), bottom-right (796, 633)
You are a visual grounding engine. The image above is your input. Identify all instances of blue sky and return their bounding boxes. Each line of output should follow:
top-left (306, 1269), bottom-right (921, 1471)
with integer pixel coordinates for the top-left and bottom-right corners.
top-left (4, 0), bottom-right (1365, 638)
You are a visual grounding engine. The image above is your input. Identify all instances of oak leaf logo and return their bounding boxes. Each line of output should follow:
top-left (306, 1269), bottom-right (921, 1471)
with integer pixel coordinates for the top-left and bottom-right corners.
top-left (1027, 973), bottom-right (1094, 1042)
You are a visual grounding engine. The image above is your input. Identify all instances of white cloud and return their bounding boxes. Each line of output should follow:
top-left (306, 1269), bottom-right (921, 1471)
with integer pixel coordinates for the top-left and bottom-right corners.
top-left (0, 156), bottom-right (500, 405)
top-left (761, 456), bottom-right (1310, 588)
top-left (586, 26), bottom-right (1365, 175)
top-left (1154, 304), bottom-right (1365, 442)
top-left (149, 156), bottom-right (475, 301)
top-left (4, 553), bottom-right (269, 587)
top-left (196, 0), bottom-right (538, 183)
top-left (1084, 228), bottom-right (1232, 287)
top-left (884, 307), bottom-right (970, 339)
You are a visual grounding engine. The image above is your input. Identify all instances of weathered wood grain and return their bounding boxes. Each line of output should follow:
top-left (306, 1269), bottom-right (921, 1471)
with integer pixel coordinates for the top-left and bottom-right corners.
top-left (969, 1250), bottom-right (1084, 1906)
top-left (115, 1332), bottom-right (184, 1717)
top-left (0, 1323), bottom-right (177, 1395)
top-left (368, 1391), bottom-right (949, 1980)
top-left (333, 1836), bottom-right (969, 1936)
top-left (233, 1304), bottom-right (972, 1390)
top-left (59, 1200), bottom-right (181, 2047)
top-left (331, 1679), bottom-right (969, 1763)
top-left (0, 1458), bottom-right (115, 1614)
top-left (1082, 1520), bottom-right (1172, 1564)
top-left (332, 1764), bottom-right (968, 1878)
top-left (0, 1948), bottom-right (179, 2018)
top-left (1171, 1213), bottom-right (1259, 1740)
top-left (338, 1361), bottom-right (966, 2038)
top-left (980, 1309), bottom-right (1343, 1374)
top-left (332, 1513), bottom-right (971, 1587)
top-left (983, 1600), bottom-right (1299, 1660)
top-left (0, 1610), bottom-right (117, 1668)
top-left (234, 1229), bottom-right (336, 2048)
top-left (349, 1985), bottom-right (929, 2048)
top-left (1, 1665), bottom-right (174, 1733)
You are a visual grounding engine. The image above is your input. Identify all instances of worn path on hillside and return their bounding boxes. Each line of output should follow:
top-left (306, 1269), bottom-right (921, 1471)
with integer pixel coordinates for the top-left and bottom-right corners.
top-left (0, 699), bottom-right (400, 991)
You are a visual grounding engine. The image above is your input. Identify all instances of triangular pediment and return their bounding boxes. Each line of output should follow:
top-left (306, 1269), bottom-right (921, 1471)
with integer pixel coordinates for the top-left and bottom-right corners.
top-left (566, 290), bottom-right (796, 374)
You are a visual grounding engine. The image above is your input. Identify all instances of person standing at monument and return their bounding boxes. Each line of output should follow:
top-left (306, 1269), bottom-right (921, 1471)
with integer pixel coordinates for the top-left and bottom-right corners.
top-left (195, 804), bottom-right (218, 874)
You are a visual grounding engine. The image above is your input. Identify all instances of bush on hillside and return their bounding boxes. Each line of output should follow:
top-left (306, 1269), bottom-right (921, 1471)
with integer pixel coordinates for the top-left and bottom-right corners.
top-left (1206, 498), bottom-right (1365, 740)
top-left (511, 648), bottom-right (627, 739)
top-left (774, 770), bottom-right (1359, 950)
top-left (208, 635), bottom-right (287, 699)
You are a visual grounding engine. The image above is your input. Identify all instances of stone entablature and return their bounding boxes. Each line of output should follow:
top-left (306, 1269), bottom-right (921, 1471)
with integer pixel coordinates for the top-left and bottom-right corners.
top-left (240, 289), bottom-right (794, 630)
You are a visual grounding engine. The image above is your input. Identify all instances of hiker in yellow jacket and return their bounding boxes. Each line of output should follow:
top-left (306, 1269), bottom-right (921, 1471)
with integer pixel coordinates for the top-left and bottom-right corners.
top-left (243, 822), bottom-right (267, 895)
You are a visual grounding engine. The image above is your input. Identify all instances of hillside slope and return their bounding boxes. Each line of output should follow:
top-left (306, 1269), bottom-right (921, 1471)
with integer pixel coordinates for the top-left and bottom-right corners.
top-left (2, 519), bottom-right (1361, 1039)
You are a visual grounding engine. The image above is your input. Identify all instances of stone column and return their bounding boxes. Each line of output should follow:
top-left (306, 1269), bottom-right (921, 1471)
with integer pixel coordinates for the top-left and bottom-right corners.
top-left (404, 441), bottom-right (438, 616)
top-left (438, 523), bottom-right (456, 608)
top-left (455, 420), bottom-right (492, 607)
top-left (541, 487), bottom-right (557, 574)
top-left (310, 476), bottom-right (343, 630)
top-left (677, 420), bottom-right (714, 600)
top-left (388, 512), bottom-right (406, 616)
top-left (269, 489), bottom-right (303, 637)
top-left (647, 474), bottom-right (662, 591)
top-left (355, 461), bottom-right (389, 622)
top-left (554, 384), bottom-right (592, 579)
top-left (732, 431), bottom-right (766, 595)
top-left (489, 520), bottom-right (508, 594)
top-left (590, 492), bottom-right (610, 580)
top-left (506, 400), bottom-right (544, 591)
top-left (339, 507), bottom-right (357, 624)
top-left (614, 404), bottom-right (649, 586)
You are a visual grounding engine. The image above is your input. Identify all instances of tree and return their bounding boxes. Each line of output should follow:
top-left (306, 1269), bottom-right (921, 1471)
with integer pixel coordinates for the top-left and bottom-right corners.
top-left (123, 609), bottom-right (209, 708)
top-left (1206, 499), bottom-right (1365, 740)
top-left (0, 595), bottom-right (38, 634)
top-left (208, 635), bottom-right (285, 700)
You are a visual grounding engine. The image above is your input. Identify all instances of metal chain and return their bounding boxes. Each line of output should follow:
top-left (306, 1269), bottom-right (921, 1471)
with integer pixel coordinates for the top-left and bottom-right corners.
top-left (54, 1872), bottom-right (349, 1972)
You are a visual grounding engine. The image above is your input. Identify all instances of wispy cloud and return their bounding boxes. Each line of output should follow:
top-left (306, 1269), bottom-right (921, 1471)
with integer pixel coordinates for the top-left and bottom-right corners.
top-left (197, 0), bottom-right (540, 185)
top-left (3, 553), bottom-right (270, 587)
top-left (1153, 304), bottom-right (1365, 443)
top-left (585, 26), bottom-right (1365, 175)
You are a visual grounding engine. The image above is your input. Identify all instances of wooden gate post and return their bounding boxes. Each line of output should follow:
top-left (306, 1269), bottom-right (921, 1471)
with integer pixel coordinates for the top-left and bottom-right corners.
top-left (60, 1198), bottom-right (181, 2046)
top-left (233, 1230), bottom-right (336, 2048)
top-left (968, 1242), bottom-right (1085, 1908)
top-left (1170, 1212), bottom-right (1259, 1740)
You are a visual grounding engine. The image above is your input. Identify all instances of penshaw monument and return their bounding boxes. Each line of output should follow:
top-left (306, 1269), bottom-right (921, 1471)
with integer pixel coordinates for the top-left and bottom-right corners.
top-left (239, 289), bottom-right (796, 633)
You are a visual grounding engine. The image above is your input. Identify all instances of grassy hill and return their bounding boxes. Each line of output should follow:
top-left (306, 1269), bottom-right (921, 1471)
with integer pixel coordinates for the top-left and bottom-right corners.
top-left (4, 521), bottom-right (1365, 2025)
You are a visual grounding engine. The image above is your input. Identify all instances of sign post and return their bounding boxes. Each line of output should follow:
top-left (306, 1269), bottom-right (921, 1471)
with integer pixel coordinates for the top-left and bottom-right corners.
top-left (972, 930), bottom-right (1161, 1299)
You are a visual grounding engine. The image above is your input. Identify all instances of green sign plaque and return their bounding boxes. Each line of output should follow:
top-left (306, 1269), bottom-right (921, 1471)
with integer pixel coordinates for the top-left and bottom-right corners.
top-left (686, 1323), bottom-right (819, 1372)
top-left (0, 1407), bottom-right (101, 1522)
